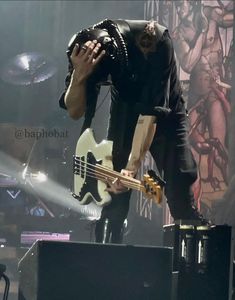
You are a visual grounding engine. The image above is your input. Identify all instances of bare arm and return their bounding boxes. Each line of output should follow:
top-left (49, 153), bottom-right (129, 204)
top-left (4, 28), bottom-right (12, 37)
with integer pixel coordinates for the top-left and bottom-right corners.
top-left (106, 115), bottom-right (156, 194)
top-left (64, 71), bottom-right (87, 120)
top-left (125, 115), bottom-right (156, 175)
top-left (64, 40), bottom-right (105, 120)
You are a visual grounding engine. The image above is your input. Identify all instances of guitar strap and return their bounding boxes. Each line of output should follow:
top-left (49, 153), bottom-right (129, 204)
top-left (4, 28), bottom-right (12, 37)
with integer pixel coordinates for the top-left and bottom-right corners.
top-left (80, 112), bottom-right (93, 135)
top-left (79, 19), bottom-right (131, 136)
top-left (80, 82), bottom-right (101, 135)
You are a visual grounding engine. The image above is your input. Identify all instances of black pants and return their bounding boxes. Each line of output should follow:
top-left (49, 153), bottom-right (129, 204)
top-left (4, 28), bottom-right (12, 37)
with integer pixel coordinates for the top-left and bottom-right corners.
top-left (96, 105), bottom-right (199, 242)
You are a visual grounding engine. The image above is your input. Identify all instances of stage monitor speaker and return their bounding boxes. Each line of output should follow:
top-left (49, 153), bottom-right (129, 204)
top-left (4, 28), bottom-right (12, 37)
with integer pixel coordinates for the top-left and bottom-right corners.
top-left (18, 241), bottom-right (173, 300)
top-left (163, 224), bottom-right (233, 300)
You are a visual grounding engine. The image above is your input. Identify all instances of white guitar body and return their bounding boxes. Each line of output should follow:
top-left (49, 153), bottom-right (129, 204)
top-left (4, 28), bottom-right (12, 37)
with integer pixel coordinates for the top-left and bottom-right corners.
top-left (73, 128), bottom-right (113, 206)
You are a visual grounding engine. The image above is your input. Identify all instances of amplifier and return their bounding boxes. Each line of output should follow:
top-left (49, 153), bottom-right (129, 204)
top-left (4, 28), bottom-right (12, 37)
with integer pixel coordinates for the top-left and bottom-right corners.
top-left (18, 240), bottom-right (174, 300)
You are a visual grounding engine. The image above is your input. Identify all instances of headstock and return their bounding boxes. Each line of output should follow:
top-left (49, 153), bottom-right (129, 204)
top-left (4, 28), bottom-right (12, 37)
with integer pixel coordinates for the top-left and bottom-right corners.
top-left (142, 170), bottom-right (165, 205)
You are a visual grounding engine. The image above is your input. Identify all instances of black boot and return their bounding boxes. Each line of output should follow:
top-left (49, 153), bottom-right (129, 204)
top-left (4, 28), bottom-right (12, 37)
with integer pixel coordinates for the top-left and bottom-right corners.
top-left (95, 218), bottom-right (124, 244)
top-left (186, 204), bottom-right (211, 225)
top-left (110, 222), bottom-right (124, 244)
top-left (95, 218), bottom-right (111, 243)
top-left (168, 199), bottom-right (211, 226)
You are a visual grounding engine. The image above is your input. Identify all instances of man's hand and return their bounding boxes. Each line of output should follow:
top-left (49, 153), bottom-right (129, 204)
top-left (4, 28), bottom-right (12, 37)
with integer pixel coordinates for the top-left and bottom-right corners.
top-left (105, 169), bottom-right (135, 194)
top-left (70, 40), bottom-right (106, 83)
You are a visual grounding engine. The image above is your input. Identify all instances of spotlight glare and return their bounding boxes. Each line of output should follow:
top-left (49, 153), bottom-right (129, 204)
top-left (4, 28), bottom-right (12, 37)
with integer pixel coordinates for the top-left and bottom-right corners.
top-left (33, 171), bottom-right (47, 182)
top-left (0, 151), bottom-right (101, 219)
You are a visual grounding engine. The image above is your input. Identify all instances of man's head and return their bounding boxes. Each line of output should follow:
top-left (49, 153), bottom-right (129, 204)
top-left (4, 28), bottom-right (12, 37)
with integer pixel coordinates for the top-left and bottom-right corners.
top-left (67, 28), bottom-right (116, 84)
top-left (134, 21), bottom-right (157, 55)
top-left (67, 21), bottom-right (129, 84)
top-left (67, 28), bottom-right (115, 61)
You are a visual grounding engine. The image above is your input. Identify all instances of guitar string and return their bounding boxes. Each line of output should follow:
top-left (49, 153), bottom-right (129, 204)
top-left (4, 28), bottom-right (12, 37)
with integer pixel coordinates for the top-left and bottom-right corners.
top-left (74, 157), bottom-right (162, 202)
top-left (74, 157), bottom-right (143, 189)
top-left (76, 169), bottom-right (142, 191)
top-left (74, 156), bottom-right (142, 184)
top-left (74, 158), bottom-right (162, 201)
top-left (74, 156), bottom-right (162, 192)
top-left (75, 166), bottom-right (142, 190)
top-left (95, 164), bottom-right (142, 187)
top-left (74, 168), bottom-right (162, 203)
top-left (74, 156), bottom-right (142, 185)
top-left (74, 169), bottom-right (162, 204)
top-left (74, 156), bottom-right (162, 195)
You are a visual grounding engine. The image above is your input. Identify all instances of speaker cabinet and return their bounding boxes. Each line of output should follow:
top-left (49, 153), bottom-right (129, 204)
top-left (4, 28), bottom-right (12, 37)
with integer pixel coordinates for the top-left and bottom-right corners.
top-left (18, 241), bottom-right (173, 300)
top-left (163, 224), bottom-right (233, 300)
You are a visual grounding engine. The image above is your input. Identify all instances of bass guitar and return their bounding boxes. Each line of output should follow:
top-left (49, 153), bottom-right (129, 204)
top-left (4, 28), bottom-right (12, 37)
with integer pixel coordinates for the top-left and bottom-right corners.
top-left (72, 128), bottom-right (164, 206)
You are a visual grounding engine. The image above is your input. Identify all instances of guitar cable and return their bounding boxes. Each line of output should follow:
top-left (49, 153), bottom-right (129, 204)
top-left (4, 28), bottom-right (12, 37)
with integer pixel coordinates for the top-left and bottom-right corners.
top-left (95, 86), bottom-right (111, 113)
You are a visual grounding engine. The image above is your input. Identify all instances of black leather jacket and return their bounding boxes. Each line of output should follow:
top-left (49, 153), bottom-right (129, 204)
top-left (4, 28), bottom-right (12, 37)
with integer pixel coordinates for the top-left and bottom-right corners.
top-left (59, 19), bottom-right (183, 150)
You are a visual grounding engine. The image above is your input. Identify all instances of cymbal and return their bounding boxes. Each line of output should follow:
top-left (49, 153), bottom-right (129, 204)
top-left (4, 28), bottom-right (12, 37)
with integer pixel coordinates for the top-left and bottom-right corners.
top-left (0, 52), bottom-right (57, 85)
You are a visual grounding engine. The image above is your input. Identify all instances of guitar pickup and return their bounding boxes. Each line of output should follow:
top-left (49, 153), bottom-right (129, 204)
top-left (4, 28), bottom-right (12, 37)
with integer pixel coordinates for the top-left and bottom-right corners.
top-left (73, 155), bottom-right (86, 178)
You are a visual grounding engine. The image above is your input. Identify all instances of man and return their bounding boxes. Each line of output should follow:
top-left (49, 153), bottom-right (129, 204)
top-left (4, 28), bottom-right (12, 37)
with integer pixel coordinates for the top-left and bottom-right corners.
top-left (59, 19), bottom-right (208, 244)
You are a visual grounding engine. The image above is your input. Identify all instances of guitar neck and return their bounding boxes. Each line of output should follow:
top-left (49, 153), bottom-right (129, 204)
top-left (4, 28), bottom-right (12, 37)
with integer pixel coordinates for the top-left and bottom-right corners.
top-left (95, 164), bottom-right (143, 192)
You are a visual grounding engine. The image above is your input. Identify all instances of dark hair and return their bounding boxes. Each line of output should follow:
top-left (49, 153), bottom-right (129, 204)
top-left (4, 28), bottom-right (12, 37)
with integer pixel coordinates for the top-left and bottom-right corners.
top-left (67, 19), bottom-right (129, 85)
